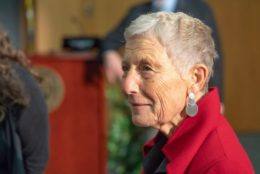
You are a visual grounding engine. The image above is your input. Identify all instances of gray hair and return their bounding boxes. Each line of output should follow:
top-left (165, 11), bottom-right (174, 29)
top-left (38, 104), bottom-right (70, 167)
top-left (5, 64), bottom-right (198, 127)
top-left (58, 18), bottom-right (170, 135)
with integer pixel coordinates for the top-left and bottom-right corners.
top-left (124, 12), bottom-right (217, 91)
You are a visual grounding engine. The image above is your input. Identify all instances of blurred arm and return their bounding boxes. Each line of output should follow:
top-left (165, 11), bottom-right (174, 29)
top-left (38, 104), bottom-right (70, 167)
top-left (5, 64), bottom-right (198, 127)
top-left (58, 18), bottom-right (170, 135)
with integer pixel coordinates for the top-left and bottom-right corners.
top-left (14, 64), bottom-right (49, 174)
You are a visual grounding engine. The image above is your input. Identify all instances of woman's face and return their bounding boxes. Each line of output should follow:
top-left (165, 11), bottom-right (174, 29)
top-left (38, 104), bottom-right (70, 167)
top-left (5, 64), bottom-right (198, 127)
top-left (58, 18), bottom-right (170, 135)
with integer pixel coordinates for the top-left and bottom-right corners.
top-left (122, 36), bottom-right (188, 128)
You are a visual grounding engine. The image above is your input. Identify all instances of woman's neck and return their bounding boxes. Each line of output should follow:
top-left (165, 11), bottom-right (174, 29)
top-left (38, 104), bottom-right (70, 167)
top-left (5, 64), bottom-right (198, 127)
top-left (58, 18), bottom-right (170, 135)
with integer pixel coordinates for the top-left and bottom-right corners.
top-left (159, 114), bottom-right (185, 138)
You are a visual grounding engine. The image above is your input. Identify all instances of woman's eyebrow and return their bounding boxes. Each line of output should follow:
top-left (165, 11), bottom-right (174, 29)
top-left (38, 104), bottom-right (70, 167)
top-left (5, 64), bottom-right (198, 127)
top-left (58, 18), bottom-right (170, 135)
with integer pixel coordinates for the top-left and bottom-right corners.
top-left (122, 59), bottom-right (130, 66)
top-left (139, 57), bottom-right (161, 69)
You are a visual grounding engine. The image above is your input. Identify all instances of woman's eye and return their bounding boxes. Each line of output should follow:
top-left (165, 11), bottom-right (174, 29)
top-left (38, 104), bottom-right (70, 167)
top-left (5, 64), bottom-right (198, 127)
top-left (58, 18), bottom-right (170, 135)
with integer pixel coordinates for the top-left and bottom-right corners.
top-left (141, 64), bottom-right (153, 71)
top-left (122, 64), bottom-right (129, 72)
top-left (139, 64), bottom-right (154, 78)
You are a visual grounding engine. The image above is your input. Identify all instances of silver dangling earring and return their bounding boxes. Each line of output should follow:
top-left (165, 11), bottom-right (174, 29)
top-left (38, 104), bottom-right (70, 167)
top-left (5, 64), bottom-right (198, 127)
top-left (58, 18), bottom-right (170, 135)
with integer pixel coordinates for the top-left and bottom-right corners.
top-left (185, 92), bottom-right (198, 117)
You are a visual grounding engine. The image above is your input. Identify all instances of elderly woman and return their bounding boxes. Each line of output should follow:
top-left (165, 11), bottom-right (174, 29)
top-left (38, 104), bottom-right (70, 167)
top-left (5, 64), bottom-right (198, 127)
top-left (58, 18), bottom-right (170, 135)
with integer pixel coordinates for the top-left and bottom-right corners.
top-left (0, 31), bottom-right (49, 174)
top-left (121, 12), bottom-right (254, 174)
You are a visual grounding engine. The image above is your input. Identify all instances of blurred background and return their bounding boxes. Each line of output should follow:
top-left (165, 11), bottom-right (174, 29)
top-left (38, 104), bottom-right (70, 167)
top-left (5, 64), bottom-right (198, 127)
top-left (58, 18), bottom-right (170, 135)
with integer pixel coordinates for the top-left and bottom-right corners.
top-left (0, 0), bottom-right (260, 173)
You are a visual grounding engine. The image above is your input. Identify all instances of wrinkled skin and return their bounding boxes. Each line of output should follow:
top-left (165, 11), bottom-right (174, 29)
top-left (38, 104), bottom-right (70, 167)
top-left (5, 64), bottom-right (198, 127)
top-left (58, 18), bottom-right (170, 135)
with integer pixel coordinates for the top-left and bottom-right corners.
top-left (122, 36), bottom-right (189, 134)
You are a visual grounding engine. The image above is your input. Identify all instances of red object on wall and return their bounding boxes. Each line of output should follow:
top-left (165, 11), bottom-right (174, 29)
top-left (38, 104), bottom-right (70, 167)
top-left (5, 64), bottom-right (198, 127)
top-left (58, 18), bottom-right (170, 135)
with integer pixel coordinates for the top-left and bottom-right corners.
top-left (30, 53), bottom-right (106, 174)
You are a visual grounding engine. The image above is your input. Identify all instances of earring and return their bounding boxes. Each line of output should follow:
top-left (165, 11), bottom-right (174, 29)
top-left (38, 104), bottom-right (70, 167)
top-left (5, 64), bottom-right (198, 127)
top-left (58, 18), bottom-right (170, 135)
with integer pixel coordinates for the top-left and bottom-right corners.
top-left (185, 92), bottom-right (198, 117)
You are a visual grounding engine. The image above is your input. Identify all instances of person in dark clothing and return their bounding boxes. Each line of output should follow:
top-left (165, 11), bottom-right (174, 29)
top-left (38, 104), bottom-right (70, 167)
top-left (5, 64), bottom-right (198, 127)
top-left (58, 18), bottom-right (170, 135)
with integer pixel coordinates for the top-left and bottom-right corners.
top-left (0, 31), bottom-right (49, 174)
top-left (101, 0), bottom-right (224, 101)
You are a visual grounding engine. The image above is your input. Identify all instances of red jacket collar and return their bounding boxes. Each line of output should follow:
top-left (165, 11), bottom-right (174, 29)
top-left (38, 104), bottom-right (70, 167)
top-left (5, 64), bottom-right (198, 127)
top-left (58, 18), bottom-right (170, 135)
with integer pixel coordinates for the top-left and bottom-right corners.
top-left (143, 88), bottom-right (221, 173)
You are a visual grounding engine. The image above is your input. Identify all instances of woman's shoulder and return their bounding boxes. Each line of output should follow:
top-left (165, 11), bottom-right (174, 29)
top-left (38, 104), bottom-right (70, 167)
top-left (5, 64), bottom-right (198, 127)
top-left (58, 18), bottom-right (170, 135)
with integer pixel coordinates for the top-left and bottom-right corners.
top-left (11, 61), bottom-right (44, 103)
top-left (4, 60), bottom-right (48, 128)
top-left (186, 127), bottom-right (255, 174)
top-left (10, 61), bottom-right (48, 118)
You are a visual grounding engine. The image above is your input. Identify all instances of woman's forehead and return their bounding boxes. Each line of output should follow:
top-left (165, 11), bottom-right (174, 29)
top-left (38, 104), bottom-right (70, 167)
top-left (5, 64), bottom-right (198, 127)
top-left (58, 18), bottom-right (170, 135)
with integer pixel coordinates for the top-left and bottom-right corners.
top-left (123, 40), bottom-right (169, 67)
top-left (125, 36), bottom-right (162, 50)
top-left (124, 36), bottom-right (168, 61)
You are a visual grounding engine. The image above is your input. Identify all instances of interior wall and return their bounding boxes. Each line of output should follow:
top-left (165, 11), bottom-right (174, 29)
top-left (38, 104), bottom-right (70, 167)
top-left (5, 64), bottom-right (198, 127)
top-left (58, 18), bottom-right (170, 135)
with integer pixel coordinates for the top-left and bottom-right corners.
top-left (0, 0), bottom-right (24, 48)
top-left (36, 0), bottom-right (83, 52)
top-left (35, 0), bottom-right (260, 132)
top-left (35, 0), bottom-right (146, 52)
top-left (207, 0), bottom-right (260, 132)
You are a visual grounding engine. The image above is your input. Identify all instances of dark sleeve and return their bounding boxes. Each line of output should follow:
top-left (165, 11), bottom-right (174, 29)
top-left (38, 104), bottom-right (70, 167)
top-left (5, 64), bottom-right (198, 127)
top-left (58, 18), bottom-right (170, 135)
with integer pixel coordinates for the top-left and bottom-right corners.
top-left (100, 3), bottom-right (151, 54)
top-left (14, 64), bottom-right (49, 174)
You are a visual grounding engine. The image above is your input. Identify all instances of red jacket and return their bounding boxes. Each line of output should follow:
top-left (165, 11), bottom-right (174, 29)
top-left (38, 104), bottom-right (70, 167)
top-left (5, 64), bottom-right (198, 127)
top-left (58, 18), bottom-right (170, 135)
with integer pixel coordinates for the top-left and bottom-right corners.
top-left (143, 88), bottom-right (254, 174)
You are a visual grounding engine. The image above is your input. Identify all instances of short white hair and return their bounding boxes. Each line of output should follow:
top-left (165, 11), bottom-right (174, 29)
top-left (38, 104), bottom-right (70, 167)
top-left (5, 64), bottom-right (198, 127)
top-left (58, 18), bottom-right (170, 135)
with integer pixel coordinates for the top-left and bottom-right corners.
top-left (124, 12), bottom-right (217, 90)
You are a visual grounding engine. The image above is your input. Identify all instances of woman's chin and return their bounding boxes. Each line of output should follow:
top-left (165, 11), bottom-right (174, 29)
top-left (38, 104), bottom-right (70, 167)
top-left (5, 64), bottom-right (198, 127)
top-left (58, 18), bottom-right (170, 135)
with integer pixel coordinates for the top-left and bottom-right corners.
top-left (131, 115), bottom-right (153, 127)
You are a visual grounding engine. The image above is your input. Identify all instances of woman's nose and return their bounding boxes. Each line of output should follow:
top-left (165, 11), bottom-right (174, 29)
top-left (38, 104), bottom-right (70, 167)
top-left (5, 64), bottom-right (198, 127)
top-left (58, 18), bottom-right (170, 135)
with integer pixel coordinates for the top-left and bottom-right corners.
top-left (122, 71), bottom-right (140, 95)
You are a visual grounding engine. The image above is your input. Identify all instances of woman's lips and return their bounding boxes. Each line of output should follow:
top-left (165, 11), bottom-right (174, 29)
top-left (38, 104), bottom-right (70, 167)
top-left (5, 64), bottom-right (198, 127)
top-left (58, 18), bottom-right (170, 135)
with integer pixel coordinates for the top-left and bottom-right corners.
top-left (129, 103), bottom-right (151, 113)
top-left (129, 102), bottom-right (151, 107)
top-left (131, 103), bottom-right (149, 106)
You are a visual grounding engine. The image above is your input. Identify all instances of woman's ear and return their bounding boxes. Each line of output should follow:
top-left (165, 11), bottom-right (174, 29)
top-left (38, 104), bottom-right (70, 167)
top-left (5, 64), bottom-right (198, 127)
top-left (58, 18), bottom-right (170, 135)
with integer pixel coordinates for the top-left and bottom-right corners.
top-left (188, 64), bottom-right (209, 94)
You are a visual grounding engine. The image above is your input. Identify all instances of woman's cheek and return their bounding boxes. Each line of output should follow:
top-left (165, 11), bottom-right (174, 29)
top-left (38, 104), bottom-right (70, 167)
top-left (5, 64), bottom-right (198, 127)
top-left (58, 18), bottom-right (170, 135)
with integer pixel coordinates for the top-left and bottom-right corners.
top-left (152, 92), bottom-right (167, 123)
top-left (143, 79), bottom-right (168, 120)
